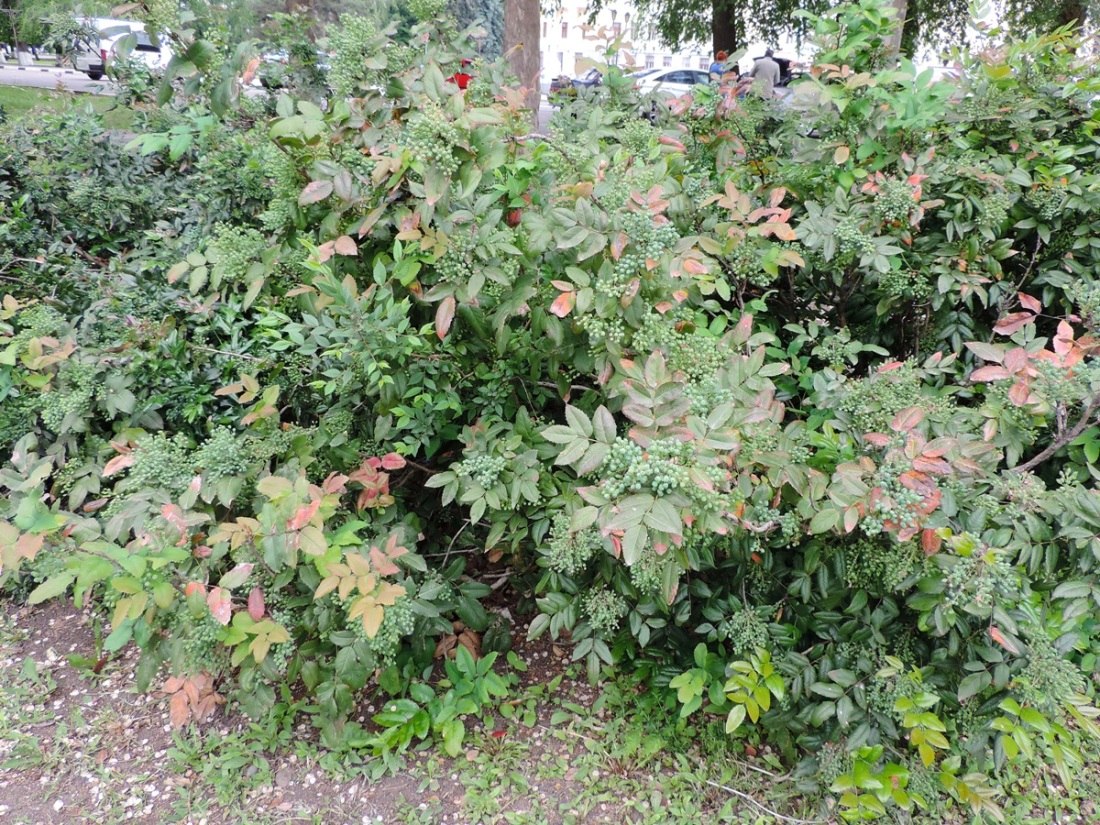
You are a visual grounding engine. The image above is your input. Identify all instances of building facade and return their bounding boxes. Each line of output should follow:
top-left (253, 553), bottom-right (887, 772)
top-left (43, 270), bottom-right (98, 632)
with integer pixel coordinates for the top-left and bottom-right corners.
top-left (539, 2), bottom-right (710, 81)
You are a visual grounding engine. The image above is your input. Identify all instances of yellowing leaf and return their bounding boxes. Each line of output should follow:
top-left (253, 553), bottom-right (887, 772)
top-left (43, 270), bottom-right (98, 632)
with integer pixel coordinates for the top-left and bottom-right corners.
top-left (834, 145), bottom-right (850, 164)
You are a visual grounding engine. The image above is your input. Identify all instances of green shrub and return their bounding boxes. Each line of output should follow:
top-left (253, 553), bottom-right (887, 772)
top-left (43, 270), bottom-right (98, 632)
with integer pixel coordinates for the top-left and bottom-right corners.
top-left (3, 0), bottom-right (1100, 816)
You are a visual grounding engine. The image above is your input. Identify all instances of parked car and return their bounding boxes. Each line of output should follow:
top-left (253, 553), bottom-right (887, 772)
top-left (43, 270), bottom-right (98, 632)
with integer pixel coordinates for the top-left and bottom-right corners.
top-left (72, 18), bottom-right (171, 80)
top-left (635, 68), bottom-right (711, 98)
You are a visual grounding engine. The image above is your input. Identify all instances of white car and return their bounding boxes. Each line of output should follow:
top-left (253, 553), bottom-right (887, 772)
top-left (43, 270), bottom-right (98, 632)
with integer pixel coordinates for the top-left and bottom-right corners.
top-left (72, 18), bottom-right (171, 80)
top-left (635, 68), bottom-right (711, 98)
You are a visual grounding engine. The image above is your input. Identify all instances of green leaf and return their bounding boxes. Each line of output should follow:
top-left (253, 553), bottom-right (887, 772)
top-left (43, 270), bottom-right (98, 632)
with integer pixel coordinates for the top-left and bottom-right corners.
top-left (27, 573), bottom-right (75, 605)
top-left (725, 704), bottom-right (747, 733)
top-left (957, 671), bottom-right (991, 702)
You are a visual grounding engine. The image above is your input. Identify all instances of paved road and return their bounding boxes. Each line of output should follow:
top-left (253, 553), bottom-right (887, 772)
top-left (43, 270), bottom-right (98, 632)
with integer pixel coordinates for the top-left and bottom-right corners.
top-left (0, 62), bottom-right (114, 95)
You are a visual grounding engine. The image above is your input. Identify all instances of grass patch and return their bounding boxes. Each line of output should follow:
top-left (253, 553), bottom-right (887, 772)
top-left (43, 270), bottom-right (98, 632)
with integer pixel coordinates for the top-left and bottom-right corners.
top-left (0, 85), bottom-right (134, 130)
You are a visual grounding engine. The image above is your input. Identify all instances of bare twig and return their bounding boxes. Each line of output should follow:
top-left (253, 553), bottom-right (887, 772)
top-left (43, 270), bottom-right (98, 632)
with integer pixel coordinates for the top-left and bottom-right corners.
top-left (703, 780), bottom-right (827, 824)
top-left (441, 519), bottom-right (471, 566)
top-left (1010, 393), bottom-right (1100, 474)
top-left (188, 344), bottom-right (267, 363)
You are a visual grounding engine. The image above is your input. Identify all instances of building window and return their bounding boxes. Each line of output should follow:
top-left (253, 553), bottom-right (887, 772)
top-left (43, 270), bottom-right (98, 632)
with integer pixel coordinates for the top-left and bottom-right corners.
top-left (645, 53), bottom-right (654, 69)
top-left (699, 58), bottom-right (709, 70)
top-left (542, 22), bottom-right (547, 37)
top-left (612, 22), bottom-right (621, 36)
top-left (682, 55), bottom-right (691, 67)
top-left (663, 55), bottom-right (672, 67)
top-left (557, 51), bottom-right (564, 71)
top-left (561, 22), bottom-right (569, 38)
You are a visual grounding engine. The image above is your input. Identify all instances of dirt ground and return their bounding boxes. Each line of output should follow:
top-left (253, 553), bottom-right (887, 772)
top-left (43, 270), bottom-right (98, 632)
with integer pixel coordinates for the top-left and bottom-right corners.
top-left (0, 600), bottom-right (780, 825)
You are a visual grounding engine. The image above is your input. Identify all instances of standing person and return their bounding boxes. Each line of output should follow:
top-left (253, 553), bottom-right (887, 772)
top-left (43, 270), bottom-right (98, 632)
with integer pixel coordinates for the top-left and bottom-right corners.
top-left (708, 50), bottom-right (728, 81)
top-left (750, 48), bottom-right (781, 98)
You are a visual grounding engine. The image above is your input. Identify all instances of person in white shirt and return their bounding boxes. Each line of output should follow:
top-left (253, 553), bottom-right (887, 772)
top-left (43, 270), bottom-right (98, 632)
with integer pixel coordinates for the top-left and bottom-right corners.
top-left (750, 48), bottom-right (781, 98)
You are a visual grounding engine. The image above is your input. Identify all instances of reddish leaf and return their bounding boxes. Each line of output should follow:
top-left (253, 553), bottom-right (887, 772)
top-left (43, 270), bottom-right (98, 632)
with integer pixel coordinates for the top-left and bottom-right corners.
top-left (890, 407), bottom-right (925, 433)
top-left (334, 235), bottom-right (358, 256)
top-left (169, 691), bottom-right (191, 729)
top-left (863, 433), bottom-right (891, 447)
top-left (989, 626), bottom-right (1020, 655)
top-left (298, 179), bottom-right (333, 205)
top-left (921, 529), bottom-right (942, 556)
top-left (970, 365), bottom-right (1011, 382)
top-left (380, 453), bottom-right (406, 471)
top-left (436, 296), bottom-right (456, 340)
top-left (1018, 292), bottom-right (1042, 313)
top-left (248, 587), bottom-right (265, 621)
top-left (1008, 381), bottom-right (1031, 407)
top-left (877, 361), bottom-right (905, 373)
top-left (912, 456), bottom-right (952, 475)
top-left (610, 231), bottom-right (628, 261)
top-left (993, 312), bottom-right (1034, 336)
top-left (206, 587), bottom-right (232, 625)
top-left (184, 581), bottom-right (206, 598)
top-left (550, 291), bottom-right (576, 318)
top-left (682, 258), bottom-right (707, 275)
top-left (322, 472), bottom-right (349, 494)
top-left (287, 500), bottom-right (321, 531)
top-left (219, 562), bottom-right (254, 590)
top-left (103, 454), bottom-right (135, 478)
top-left (315, 241), bottom-right (336, 263)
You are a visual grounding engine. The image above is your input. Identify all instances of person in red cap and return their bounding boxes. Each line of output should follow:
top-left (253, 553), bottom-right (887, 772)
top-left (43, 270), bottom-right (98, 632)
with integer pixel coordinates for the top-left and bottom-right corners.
top-left (709, 50), bottom-right (729, 80)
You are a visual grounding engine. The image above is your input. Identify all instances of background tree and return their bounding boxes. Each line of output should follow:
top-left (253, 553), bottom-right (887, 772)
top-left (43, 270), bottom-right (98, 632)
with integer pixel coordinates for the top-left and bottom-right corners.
top-left (503, 0), bottom-right (540, 116)
top-left (450, 0), bottom-right (503, 58)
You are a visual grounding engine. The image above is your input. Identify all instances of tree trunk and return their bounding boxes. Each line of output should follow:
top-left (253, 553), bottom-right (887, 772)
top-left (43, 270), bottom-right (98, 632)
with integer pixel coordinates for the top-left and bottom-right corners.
top-left (712, 0), bottom-right (740, 70)
top-left (503, 0), bottom-right (541, 124)
top-left (1058, 0), bottom-right (1087, 28)
top-left (883, 0), bottom-right (908, 58)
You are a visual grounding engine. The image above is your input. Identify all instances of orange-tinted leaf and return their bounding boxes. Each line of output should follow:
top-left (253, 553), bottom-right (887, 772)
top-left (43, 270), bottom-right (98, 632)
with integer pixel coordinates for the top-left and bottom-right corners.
top-left (436, 295), bottom-right (456, 340)
top-left (287, 500), bottom-right (321, 531)
top-left (890, 407), bottom-right (925, 433)
top-left (682, 258), bottom-right (707, 275)
top-left (103, 454), bottom-right (135, 478)
top-left (970, 365), bottom-right (1011, 382)
top-left (1008, 381), bottom-right (1031, 406)
top-left (912, 456), bottom-right (951, 475)
top-left (990, 626), bottom-right (1020, 655)
top-left (993, 312), bottom-right (1034, 336)
top-left (921, 529), bottom-right (942, 556)
top-left (334, 235), bottom-right (358, 256)
top-left (834, 145), bottom-right (850, 164)
top-left (184, 581), bottom-right (206, 598)
top-left (610, 231), bottom-right (628, 261)
top-left (248, 586), bottom-right (265, 621)
top-left (1018, 292), bottom-right (1042, 313)
top-left (380, 453), bottom-right (406, 471)
top-left (550, 291), bottom-right (576, 318)
top-left (298, 179), bottom-right (333, 205)
top-left (863, 433), bottom-right (891, 447)
top-left (206, 587), bottom-right (232, 625)
top-left (169, 691), bottom-right (191, 729)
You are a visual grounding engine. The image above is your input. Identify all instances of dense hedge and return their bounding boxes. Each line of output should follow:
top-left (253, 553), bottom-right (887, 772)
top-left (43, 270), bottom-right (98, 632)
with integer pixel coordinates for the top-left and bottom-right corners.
top-left (3, 0), bottom-right (1100, 818)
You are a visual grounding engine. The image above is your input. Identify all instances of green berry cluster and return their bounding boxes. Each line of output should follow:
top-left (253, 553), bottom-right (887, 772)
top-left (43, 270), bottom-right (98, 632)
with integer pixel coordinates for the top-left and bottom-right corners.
top-left (977, 190), bottom-right (1012, 228)
top-left (629, 549), bottom-right (665, 596)
top-left (1023, 183), bottom-right (1066, 223)
top-left (435, 226), bottom-right (477, 284)
top-left (408, 0), bottom-right (447, 21)
top-left (407, 102), bottom-right (463, 176)
top-left (719, 608), bottom-right (769, 656)
top-left (1013, 642), bottom-right (1085, 713)
top-left (990, 471), bottom-right (1046, 519)
top-left (834, 218), bottom-right (875, 260)
top-left (726, 242), bottom-right (771, 288)
top-left (129, 433), bottom-right (194, 492)
top-left (599, 211), bottom-right (679, 299)
top-left (456, 454), bottom-right (506, 488)
top-left (579, 314), bottom-right (627, 348)
top-left (834, 362), bottom-right (952, 435)
top-left (582, 589), bottom-right (628, 636)
top-left (194, 426), bottom-right (247, 484)
top-left (207, 223), bottom-right (267, 285)
top-left (321, 408), bottom-right (354, 436)
top-left (352, 598), bottom-right (415, 664)
top-left (40, 361), bottom-right (101, 432)
top-left (180, 612), bottom-right (226, 675)
top-left (618, 118), bottom-right (655, 157)
top-left (600, 437), bottom-right (727, 510)
top-left (877, 267), bottom-right (933, 301)
top-left (545, 513), bottom-right (603, 576)
top-left (943, 551), bottom-right (1017, 612)
top-left (843, 537), bottom-right (924, 593)
top-left (872, 178), bottom-right (915, 224)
